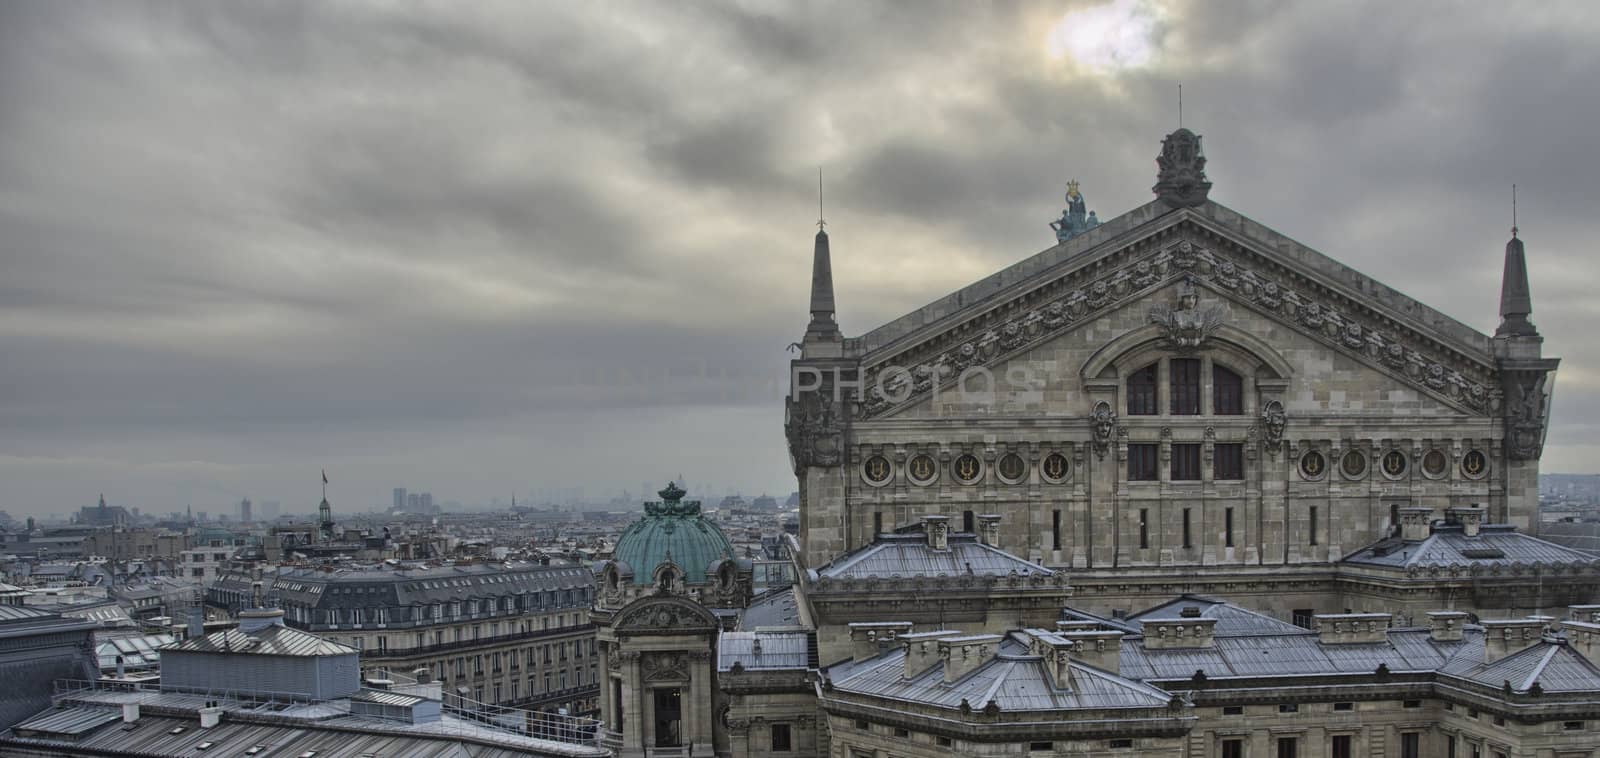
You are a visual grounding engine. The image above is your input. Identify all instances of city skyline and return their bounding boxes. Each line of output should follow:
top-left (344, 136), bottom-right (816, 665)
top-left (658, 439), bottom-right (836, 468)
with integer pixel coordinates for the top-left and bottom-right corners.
top-left (5, 1), bottom-right (1600, 518)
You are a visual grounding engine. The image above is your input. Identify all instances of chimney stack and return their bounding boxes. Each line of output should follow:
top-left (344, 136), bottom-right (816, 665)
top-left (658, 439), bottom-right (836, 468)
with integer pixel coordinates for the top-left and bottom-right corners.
top-left (901, 630), bottom-right (961, 679)
top-left (187, 607), bottom-right (204, 639)
top-left (1427, 611), bottom-right (1470, 642)
top-left (1060, 629), bottom-right (1122, 674)
top-left (1482, 617), bottom-right (1552, 663)
top-left (121, 703), bottom-right (140, 724)
top-left (1563, 620), bottom-right (1600, 668)
top-left (976, 514), bottom-right (1001, 548)
top-left (923, 515), bottom-right (950, 551)
top-left (1025, 629), bottom-right (1075, 689)
top-left (1315, 613), bottom-right (1392, 645)
top-left (938, 634), bottom-right (1002, 684)
top-left (1449, 505), bottom-right (1485, 538)
top-left (849, 621), bottom-right (913, 662)
top-left (198, 706), bottom-right (222, 729)
top-left (1568, 605), bottom-right (1600, 624)
top-left (1141, 617), bottom-right (1218, 649)
top-left (1397, 507), bottom-right (1434, 541)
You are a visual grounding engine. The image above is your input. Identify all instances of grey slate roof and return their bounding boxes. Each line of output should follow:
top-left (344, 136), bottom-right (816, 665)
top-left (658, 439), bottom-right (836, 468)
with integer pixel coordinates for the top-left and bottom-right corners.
top-left (1125, 595), bottom-right (1306, 637)
top-left (163, 623), bottom-right (356, 657)
top-left (11, 707), bottom-right (120, 736)
top-left (818, 533), bottom-right (1053, 579)
top-left (1120, 626), bottom-right (1470, 681)
top-left (826, 633), bottom-right (1173, 712)
top-left (739, 587), bottom-right (801, 630)
top-left (1438, 639), bottom-right (1600, 693)
top-left (255, 562), bottom-right (593, 612)
top-left (1341, 523), bottom-right (1600, 571)
top-left (719, 631), bottom-right (812, 671)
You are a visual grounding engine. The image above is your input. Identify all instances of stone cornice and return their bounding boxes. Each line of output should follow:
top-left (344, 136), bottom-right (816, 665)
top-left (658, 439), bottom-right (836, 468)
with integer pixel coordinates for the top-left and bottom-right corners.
top-left (855, 215), bottom-right (1499, 419)
top-left (818, 690), bottom-right (1193, 741)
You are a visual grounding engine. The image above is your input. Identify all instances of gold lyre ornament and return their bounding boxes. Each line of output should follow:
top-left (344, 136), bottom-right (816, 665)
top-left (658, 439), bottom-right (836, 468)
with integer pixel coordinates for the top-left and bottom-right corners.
top-left (1464, 451), bottom-right (1484, 475)
top-left (956, 455), bottom-right (980, 481)
top-left (910, 456), bottom-right (934, 480)
top-left (1384, 451), bottom-right (1405, 475)
top-left (1044, 454), bottom-right (1067, 479)
top-left (1303, 452), bottom-right (1322, 475)
top-left (866, 457), bottom-right (889, 482)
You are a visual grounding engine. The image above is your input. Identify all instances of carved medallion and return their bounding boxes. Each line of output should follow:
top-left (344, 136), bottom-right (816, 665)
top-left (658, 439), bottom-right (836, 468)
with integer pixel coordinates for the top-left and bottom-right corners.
top-left (907, 454), bottom-right (938, 485)
top-left (1299, 450), bottom-right (1326, 480)
top-left (1041, 452), bottom-right (1071, 483)
top-left (996, 453), bottom-right (1028, 484)
top-left (1381, 450), bottom-right (1408, 479)
top-left (952, 454), bottom-right (983, 485)
top-left (1462, 449), bottom-right (1488, 479)
top-left (1340, 450), bottom-right (1367, 479)
top-left (862, 455), bottom-right (892, 486)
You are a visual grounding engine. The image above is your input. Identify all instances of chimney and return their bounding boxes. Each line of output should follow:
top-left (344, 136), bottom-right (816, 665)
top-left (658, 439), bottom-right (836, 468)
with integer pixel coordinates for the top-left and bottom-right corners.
top-left (1397, 507), bottom-right (1434, 542)
top-left (1482, 617), bottom-right (1551, 663)
top-left (901, 630), bottom-right (961, 679)
top-left (1427, 611), bottom-right (1470, 642)
top-left (938, 634), bottom-right (1002, 684)
top-left (115, 655), bottom-right (125, 678)
top-left (1025, 629), bottom-right (1075, 689)
top-left (976, 514), bottom-right (1001, 548)
top-left (923, 515), bottom-right (950, 551)
top-left (1141, 617), bottom-right (1217, 649)
top-left (1563, 620), bottom-right (1600, 668)
top-left (121, 703), bottom-right (140, 724)
top-left (849, 621), bottom-right (913, 662)
top-left (187, 607), bottom-right (204, 639)
top-left (1315, 613), bottom-right (1392, 645)
top-left (198, 706), bottom-right (222, 729)
top-left (1061, 629), bottom-right (1122, 675)
top-left (1569, 605), bottom-right (1600, 624)
top-left (1449, 505), bottom-right (1485, 538)
top-left (413, 667), bottom-right (433, 684)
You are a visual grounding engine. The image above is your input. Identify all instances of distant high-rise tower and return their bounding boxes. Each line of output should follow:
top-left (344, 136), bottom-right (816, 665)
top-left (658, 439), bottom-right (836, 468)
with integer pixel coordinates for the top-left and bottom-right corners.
top-left (407, 493), bottom-right (420, 511)
top-left (239, 497), bottom-right (252, 523)
top-left (393, 488), bottom-right (407, 512)
top-left (419, 492), bottom-right (433, 512)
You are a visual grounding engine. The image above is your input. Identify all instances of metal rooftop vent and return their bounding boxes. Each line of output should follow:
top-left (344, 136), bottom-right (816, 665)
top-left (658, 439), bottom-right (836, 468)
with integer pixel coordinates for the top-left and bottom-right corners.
top-left (1461, 548), bottom-right (1505, 559)
top-left (1180, 606), bottom-right (1202, 618)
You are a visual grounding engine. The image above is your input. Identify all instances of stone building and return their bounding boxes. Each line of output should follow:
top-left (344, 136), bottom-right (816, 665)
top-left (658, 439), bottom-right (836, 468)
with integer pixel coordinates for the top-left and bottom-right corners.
top-left (786, 126), bottom-right (1565, 621)
top-left (207, 561), bottom-right (597, 714)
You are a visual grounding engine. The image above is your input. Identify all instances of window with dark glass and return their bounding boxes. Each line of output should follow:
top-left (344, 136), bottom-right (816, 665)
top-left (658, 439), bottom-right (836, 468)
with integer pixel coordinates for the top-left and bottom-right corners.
top-left (1222, 741), bottom-right (1244, 758)
top-left (1225, 507), bottom-right (1235, 547)
top-left (1127, 363), bottom-right (1159, 415)
top-left (1401, 733), bottom-right (1420, 758)
top-left (1213, 364), bottom-right (1243, 415)
top-left (1172, 443), bottom-right (1201, 481)
top-left (1139, 509), bottom-right (1149, 549)
top-left (1129, 444), bottom-right (1159, 481)
top-left (1215, 443), bottom-right (1244, 480)
top-left (1332, 735), bottom-right (1352, 758)
top-left (1277, 737), bottom-right (1298, 758)
top-left (1171, 358), bottom-right (1201, 415)
top-left (771, 723), bottom-right (792, 752)
top-left (1310, 506), bottom-right (1319, 545)
top-left (1182, 508), bottom-right (1192, 548)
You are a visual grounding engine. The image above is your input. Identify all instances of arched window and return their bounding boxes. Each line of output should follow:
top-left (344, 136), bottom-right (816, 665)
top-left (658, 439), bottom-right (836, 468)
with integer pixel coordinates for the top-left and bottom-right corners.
top-left (1171, 358), bottom-right (1201, 415)
top-left (1213, 364), bottom-right (1243, 415)
top-left (1127, 362), bottom-right (1159, 415)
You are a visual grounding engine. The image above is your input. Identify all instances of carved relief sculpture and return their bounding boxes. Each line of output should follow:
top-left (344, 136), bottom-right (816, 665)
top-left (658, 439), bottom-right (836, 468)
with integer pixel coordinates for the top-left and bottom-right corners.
top-left (785, 389), bottom-right (842, 472)
top-left (1090, 401), bottom-right (1117, 459)
top-left (1148, 276), bottom-right (1229, 351)
top-left (1260, 400), bottom-right (1286, 455)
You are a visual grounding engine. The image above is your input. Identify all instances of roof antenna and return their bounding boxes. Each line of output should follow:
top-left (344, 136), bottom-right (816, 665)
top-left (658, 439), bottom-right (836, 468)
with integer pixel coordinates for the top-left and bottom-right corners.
top-left (817, 167), bottom-right (826, 231)
top-left (1511, 183), bottom-right (1518, 238)
top-left (1178, 83), bottom-right (1183, 128)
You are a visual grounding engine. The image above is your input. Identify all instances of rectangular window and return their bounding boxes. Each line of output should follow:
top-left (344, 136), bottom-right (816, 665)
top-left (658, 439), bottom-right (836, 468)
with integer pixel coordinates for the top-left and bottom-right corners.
top-left (1292, 609), bottom-right (1314, 628)
top-left (1402, 699), bottom-right (1421, 709)
top-left (1331, 735), bottom-right (1352, 758)
top-left (1310, 506), bottom-right (1319, 546)
top-left (1332, 701), bottom-right (1353, 712)
top-left (1213, 364), bottom-right (1244, 414)
top-left (1277, 737), bottom-right (1298, 758)
top-left (770, 724), bottom-right (792, 752)
top-left (1182, 508), bottom-right (1192, 548)
top-left (873, 512), bottom-right (882, 536)
top-left (1278, 703), bottom-right (1298, 713)
top-left (1447, 736), bottom-right (1456, 757)
top-left (1172, 443), bottom-right (1201, 480)
top-left (1051, 510), bottom-right (1062, 551)
top-left (1127, 363), bottom-right (1159, 415)
top-left (1129, 444), bottom-right (1159, 481)
top-left (1139, 509), bottom-right (1150, 549)
top-left (1222, 740), bottom-right (1244, 758)
top-left (1215, 443), bottom-right (1244, 480)
top-left (1222, 706), bottom-right (1243, 716)
top-left (1029, 742), bottom-right (1053, 751)
top-left (1401, 733), bottom-right (1420, 758)
top-left (1171, 358), bottom-right (1201, 415)
top-left (1225, 507), bottom-right (1235, 547)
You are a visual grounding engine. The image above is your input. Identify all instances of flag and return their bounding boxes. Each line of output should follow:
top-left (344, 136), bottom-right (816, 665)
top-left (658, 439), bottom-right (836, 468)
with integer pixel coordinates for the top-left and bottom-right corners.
top-left (322, 469), bottom-right (328, 485)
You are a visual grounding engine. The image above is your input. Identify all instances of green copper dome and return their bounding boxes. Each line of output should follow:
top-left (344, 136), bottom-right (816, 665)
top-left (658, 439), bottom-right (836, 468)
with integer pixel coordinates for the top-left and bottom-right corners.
top-left (612, 482), bottom-right (736, 587)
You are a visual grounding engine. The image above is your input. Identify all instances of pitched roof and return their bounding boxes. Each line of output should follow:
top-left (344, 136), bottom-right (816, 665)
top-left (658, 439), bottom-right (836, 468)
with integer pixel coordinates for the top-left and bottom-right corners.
top-left (1439, 640), bottom-right (1600, 693)
top-left (739, 587), bottom-right (801, 630)
top-left (818, 533), bottom-right (1053, 580)
top-left (1342, 523), bottom-right (1600, 571)
top-left (1125, 595), bottom-right (1306, 637)
top-left (163, 623), bottom-right (356, 657)
top-left (826, 634), bottom-right (1172, 712)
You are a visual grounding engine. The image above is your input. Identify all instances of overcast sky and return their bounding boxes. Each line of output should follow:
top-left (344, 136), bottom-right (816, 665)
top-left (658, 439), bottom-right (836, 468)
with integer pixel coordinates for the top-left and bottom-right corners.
top-left (3, 1), bottom-right (1597, 519)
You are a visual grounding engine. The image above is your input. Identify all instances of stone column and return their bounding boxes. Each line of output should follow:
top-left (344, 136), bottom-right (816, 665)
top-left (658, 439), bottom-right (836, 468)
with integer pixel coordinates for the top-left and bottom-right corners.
top-left (620, 651), bottom-right (644, 758)
top-left (689, 649), bottom-right (715, 757)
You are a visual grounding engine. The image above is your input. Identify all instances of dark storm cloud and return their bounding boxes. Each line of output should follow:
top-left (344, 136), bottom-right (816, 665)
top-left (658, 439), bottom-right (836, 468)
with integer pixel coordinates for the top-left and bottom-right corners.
top-left (2, 0), bottom-right (1597, 516)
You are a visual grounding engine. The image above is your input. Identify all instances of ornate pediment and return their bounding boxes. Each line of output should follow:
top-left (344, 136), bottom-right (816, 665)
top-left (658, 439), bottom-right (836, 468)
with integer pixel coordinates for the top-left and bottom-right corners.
top-left (855, 216), bottom-right (1498, 419)
top-left (612, 595), bottom-right (719, 636)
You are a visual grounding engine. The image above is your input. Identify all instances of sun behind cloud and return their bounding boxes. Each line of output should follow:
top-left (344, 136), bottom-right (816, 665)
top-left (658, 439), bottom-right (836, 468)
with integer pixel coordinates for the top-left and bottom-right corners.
top-left (1045, 0), bottom-right (1162, 72)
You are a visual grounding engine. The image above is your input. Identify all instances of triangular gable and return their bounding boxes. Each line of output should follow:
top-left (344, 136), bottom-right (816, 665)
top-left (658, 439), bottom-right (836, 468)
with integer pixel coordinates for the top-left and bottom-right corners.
top-left (854, 200), bottom-right (1498, 418)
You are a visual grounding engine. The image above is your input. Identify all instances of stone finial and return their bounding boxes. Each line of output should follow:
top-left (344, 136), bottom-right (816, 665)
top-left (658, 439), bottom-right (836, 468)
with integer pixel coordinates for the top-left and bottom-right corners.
top-left (1153, 128), bottom-right (1212, 207)
top-left (1496, 231), bottom-right (1538, 338)
top-left (803, 229), bottom-right (841, 345)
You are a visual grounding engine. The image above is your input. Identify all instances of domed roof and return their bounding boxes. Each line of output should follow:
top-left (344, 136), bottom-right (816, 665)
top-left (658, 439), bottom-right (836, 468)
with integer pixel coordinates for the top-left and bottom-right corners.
top-left (612, 482), bottom-right (736, 587)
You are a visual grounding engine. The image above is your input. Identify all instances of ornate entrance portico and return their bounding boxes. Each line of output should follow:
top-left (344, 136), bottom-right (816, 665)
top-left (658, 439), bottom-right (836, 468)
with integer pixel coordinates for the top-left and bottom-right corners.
top-left (598, 595), bottom-right (720, 757)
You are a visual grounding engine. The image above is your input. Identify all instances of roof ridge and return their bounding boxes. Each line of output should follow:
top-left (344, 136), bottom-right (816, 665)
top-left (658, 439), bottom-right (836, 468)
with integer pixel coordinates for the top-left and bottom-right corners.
top-left (1520, 644), bottom-right (1562, 691)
